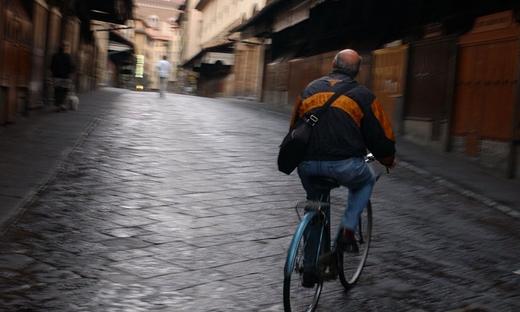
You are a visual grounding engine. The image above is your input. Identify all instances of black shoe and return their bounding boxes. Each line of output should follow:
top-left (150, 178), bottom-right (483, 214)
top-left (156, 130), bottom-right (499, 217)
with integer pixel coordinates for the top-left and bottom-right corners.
top-left (337, 228), bottom-right (359, 253)
top-left (302, 271), bottom-right (318, 288)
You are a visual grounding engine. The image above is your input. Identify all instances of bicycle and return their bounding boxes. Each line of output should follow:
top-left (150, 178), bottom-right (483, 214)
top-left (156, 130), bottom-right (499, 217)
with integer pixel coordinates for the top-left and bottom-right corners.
top-left (283, 154), bottom-right (384, 312)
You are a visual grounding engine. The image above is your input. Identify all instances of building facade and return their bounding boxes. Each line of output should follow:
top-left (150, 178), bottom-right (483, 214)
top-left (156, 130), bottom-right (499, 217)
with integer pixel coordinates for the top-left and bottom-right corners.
top-left (233, 0), bottom-right (520, 178)
top-left (131, 0), bottom-right (185, 92)
top-left (181, 0), bottom-right (267, 99)
top-left (0, 0), bottom-right (134, 125)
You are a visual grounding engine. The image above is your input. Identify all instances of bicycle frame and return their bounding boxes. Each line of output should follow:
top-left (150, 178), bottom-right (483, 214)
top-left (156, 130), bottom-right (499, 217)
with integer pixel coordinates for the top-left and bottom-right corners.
top-left (284, 194), bottom-right (331, 278)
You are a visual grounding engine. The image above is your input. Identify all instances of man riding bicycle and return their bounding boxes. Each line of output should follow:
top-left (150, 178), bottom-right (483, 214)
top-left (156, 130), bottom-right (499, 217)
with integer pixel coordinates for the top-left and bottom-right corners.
top-left (289, 49), bottom-right (396, 287)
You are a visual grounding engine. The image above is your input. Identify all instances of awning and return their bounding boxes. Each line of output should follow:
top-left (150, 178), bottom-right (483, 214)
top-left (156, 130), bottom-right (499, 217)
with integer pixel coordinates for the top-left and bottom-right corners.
top-left (230, 0), bottom-right (327, 37)
top-left (201, 18), bottom-right (242, 49)
top-left (201, 52), bottom-right (235, 66)
top-left (109, 41), bottom-right (133, 54)
top-left (74, 0), bottom-right (134, 42)
top-left (87, 0), bottom-right (134, 25)
top-left (195, 0), bottom-right (211, 11)
top-left (230, 0), bottom-right (285, 33)
top-left (109, 30), bottom-right (135, 55)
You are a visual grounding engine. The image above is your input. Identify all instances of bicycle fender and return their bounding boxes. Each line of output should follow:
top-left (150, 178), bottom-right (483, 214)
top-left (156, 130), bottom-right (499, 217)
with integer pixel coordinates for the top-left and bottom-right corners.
top-left (284, 211), bottom-right (318, 277)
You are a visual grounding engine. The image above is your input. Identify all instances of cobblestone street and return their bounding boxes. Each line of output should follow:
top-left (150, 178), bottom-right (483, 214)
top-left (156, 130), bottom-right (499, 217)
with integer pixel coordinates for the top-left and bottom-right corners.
top-left (1, 91), bottom-right (519, 311)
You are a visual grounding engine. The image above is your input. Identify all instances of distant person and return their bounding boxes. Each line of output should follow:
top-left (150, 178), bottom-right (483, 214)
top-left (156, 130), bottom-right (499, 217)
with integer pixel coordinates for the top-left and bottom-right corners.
top-left (51, 40), bottom-right (75, 112)
top-left (156, 56), bottom-right (172, 98)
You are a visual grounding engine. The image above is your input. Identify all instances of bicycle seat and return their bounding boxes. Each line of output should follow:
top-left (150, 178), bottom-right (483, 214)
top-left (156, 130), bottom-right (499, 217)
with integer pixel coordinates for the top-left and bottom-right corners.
top-left (308, 176), bottom-right (340, 190)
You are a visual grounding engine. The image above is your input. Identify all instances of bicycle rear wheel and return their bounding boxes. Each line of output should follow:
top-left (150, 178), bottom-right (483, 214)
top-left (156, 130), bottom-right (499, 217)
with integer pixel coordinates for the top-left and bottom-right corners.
top-left (338, 200), bottom-right (372, 289)
top-left (283, 213), bottom-right (324, 312)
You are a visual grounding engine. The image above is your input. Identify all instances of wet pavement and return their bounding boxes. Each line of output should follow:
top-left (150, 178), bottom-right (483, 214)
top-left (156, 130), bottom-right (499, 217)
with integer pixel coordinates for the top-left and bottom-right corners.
top-left (0, 89), bottom-right (519, 311)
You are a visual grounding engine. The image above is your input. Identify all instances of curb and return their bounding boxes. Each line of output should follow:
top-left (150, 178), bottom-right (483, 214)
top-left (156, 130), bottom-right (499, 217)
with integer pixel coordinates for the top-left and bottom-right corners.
top-left (399, 160), bottom-right (519, 220)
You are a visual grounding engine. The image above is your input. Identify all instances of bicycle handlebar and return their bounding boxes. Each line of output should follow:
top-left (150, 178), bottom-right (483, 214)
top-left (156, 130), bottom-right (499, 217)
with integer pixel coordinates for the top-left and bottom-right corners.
top-left (365, 153), bottom-right (390, 179)
top-left (365, 153), bottom-right (376, 163)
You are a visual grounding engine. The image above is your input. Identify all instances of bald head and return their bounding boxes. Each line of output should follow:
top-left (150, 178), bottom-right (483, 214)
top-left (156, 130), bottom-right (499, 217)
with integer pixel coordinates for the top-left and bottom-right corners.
top-left (337, 49), bottom-right (360, 66)
top-left (333, 49), bottom-right (362, 78)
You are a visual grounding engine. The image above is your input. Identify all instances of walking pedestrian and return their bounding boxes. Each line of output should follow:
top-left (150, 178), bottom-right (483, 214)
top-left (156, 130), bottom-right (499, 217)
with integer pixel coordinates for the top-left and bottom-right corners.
top-left (156, 55), bottom-right (172, 98)
top-left (51, 40), bottom-right (75, 112)
top-left (289, 49), bottom-right (397, 287)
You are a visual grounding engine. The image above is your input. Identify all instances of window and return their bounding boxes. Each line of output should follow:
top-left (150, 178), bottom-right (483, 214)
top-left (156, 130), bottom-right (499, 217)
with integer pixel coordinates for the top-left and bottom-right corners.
top-left (148, 15), bottom-right (159, 28)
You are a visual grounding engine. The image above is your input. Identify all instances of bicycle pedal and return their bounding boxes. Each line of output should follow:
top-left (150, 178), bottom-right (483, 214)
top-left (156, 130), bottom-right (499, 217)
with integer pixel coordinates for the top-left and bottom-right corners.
top-left (317, 250), bottom-right (340, 281)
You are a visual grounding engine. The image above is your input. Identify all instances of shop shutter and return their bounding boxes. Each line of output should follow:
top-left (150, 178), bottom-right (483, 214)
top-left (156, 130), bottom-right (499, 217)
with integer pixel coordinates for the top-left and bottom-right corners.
top-left (405, 39), bottom-right (457, 140)
top-left (453, 40), bottom-right (518, 141)
top-left (372, 45), bottom-right (408, 127)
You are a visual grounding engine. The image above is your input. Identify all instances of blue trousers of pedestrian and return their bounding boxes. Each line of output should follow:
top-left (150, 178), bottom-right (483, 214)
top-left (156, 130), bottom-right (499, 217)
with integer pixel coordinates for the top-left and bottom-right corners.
top-left (297, 157), bottom-right (375, 271)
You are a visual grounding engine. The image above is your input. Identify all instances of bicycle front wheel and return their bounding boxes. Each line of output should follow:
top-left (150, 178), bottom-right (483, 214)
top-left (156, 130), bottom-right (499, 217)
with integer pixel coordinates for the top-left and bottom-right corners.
top-left (339, 200), bottom-right (372, 289)
top-left (283, 212), bottom-right (324, 312)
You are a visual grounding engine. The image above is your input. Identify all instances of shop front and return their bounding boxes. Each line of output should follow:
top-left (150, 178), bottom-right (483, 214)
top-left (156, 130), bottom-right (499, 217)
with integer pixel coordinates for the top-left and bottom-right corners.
top-left (451, 10), bottom-right (520, 177)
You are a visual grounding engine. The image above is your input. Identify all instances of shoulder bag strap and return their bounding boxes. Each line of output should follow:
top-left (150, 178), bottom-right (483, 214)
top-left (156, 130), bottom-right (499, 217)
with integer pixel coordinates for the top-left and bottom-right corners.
top-left (310, 81), bottom-right (357, 122)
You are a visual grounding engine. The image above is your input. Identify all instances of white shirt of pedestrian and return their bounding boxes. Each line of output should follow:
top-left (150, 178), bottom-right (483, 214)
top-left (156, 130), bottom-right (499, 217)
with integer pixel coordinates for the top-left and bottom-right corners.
top-left (157, 60), bottom-right (171, 78)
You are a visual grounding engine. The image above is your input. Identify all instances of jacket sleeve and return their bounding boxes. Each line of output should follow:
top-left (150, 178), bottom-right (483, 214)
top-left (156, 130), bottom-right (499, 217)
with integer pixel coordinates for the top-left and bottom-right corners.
top-left (361, 98), bottom-right (396, 166)
top-left (289, 95), bottom-right (302, 130)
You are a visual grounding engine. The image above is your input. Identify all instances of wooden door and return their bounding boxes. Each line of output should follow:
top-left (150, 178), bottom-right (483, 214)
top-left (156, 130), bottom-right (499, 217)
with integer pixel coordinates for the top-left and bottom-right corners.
top-left (357, 53), bottom-right (373, 89)
top-left (372, 45), bottom-right (408, 127)
top-left (288, 55), bottom-right (322, 105)
top-left (3, 0), bottom-right (32, 121)
top-left (4, 7), bottom-right (20, 121)
top-left (452, 40), bottom-right (518, 143)
top-left (320, 50), bottom-right (338, 76)
top-left (480, 40), bottom-right (517, 140)
top-left (0, 0), bottom-right (5, 83)
top-left (405, 38), bottom-right (457, 140)
top-left (0, 1), bottom-right (6, 124)
top-left (28, 1), bottom-right (48, 108)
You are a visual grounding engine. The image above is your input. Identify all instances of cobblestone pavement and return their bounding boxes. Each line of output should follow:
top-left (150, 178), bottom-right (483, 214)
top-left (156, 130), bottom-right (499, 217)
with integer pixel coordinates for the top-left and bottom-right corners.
top-left (1, 92), bottom-right (519, 311)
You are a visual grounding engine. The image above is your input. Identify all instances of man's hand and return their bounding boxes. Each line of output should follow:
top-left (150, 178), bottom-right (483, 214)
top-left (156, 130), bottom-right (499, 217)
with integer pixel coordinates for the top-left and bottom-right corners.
top-left (386, 159), bottom-right (397, 169)
top-left (377, 156), bottom-right (396, 169)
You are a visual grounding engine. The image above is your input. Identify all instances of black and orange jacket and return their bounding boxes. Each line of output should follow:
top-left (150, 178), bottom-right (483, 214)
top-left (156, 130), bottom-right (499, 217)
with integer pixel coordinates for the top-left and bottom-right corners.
top-left (290, 72), bottom-right (396, 166)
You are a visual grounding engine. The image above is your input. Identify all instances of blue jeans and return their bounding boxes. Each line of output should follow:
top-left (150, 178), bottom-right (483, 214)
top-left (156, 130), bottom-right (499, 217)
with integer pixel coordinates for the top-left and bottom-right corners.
top-left (298, 157), bottom-right (375, 232)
